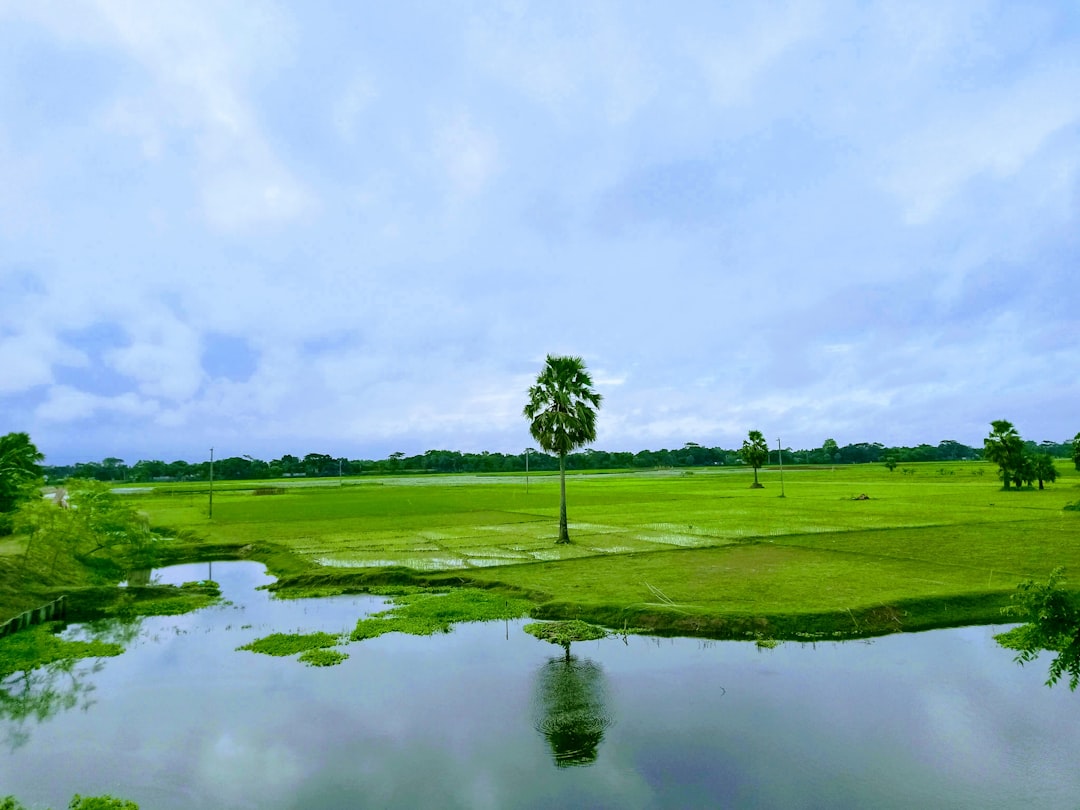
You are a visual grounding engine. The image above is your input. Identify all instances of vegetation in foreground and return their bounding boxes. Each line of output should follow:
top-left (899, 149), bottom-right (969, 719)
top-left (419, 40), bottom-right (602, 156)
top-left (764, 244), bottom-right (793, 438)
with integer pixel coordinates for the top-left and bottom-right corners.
top-left (2, 795), bottom-right (138, 810)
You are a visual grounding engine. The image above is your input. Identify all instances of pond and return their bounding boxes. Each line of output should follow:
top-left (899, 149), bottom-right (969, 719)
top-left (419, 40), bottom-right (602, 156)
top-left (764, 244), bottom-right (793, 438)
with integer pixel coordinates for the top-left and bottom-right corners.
top-left (2, 562), bottom-right (1078, 809)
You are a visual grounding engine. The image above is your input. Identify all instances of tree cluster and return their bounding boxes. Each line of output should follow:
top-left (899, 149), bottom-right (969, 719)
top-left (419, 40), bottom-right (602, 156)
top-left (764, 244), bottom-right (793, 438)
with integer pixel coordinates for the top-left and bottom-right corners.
top-left (984, 420), bottom-right (1059, 490)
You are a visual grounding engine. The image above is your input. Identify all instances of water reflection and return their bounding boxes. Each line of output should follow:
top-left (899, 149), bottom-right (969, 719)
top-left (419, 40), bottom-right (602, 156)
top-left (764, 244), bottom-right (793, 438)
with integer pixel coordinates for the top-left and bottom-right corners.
top-left (3, 563), bottom-right (1080, 809)
top-left (0, 617), bottom-right (145, 751)
top-left (0, 658), bottom-right (102, 751)
top-left (532, 654), bottom-right (613, 767)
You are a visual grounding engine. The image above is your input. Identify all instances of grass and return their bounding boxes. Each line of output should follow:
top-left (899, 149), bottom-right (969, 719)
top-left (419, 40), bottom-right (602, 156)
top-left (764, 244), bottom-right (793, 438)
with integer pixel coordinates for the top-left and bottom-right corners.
top-left (9, 460), bottom-right (1080, 640)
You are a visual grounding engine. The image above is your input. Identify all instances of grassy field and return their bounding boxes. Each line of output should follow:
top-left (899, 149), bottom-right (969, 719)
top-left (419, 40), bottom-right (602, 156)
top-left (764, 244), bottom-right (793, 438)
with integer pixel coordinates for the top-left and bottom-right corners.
top-left (122, 460), bottom-right (1080, 639)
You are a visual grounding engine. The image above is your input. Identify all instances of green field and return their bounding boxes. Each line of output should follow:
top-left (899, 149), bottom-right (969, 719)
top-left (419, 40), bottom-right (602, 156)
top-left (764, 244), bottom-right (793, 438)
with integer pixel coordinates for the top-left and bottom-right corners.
top-left (129, 460), bottom-right (1080, 639)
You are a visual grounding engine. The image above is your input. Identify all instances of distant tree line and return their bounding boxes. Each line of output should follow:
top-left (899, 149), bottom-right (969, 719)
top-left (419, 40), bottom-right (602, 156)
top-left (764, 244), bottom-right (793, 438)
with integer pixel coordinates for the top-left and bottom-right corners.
top-left (38, 436), bottom-right (1077, 484)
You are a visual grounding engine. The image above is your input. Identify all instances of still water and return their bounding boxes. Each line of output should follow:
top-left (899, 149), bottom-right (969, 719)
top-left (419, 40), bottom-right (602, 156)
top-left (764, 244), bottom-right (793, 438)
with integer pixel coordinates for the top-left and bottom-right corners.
top-left (2, 562), bottom-right (1078, 809)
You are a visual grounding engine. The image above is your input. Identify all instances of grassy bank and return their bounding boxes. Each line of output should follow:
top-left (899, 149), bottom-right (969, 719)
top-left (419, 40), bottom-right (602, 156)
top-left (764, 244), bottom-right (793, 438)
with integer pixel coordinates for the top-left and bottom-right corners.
top-left (5, 461), bottom-right (1078, 639)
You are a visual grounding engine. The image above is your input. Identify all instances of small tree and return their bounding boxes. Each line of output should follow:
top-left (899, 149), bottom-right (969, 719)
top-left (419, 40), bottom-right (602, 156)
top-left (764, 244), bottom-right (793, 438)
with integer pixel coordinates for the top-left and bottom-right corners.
top-left (524, 355), bottom-right (602, 544)
top-left (984, 420), bottom-right (1024, 490)
top-left (739, 430), bottom-right (769, 488)
top-left (1032, 454), bottom-right (1058, 490)
top-left (1073, 432), bottom-right (1080, 471)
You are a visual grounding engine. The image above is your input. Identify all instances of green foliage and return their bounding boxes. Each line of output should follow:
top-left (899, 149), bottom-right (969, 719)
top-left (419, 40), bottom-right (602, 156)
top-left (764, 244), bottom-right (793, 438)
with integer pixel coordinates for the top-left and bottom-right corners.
top-left (238, 631), bottom-right (341, 657)
top-left (69, 796), bottom-right (139, 810)
top-left (1073, 432), bottom-right (1080, 471)
top-left (0, 625), bottom-right (123, 679)
top-left (299, 648), bottom-right (349, 667)
top-left (1032, 454), bottom-right (1058, 489)
top-left (1, 797), bottom-right (139, 810)
top-left (996, 568), bottom-right (1080, 690)
top-left (524, 619), bottom-right (608, 648)
top-left (0, 433), bottom-right (44, 535)
top-left (14, 480), bottom-right (154, 575)
top-left (984, 420), bottom-right (1025, 489)
top-left (739, 430), bottom-right (769, 486)
top-left (352, 588), bottom-right (533, 641)
top-left (524, 354), bottom-right (603, 544)
top-left (105, 583), bottom-right (220, 619)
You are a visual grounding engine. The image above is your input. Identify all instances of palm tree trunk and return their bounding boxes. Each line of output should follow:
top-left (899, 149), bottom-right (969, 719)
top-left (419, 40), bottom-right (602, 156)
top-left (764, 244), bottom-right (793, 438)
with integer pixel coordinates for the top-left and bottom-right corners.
top-left (557, 453), bottom-right (570, 544)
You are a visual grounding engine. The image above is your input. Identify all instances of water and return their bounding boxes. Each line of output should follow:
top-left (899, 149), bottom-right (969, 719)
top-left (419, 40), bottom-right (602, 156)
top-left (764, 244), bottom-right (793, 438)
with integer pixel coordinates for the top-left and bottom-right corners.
top-left (2, 562), bottom-right (1078, 809)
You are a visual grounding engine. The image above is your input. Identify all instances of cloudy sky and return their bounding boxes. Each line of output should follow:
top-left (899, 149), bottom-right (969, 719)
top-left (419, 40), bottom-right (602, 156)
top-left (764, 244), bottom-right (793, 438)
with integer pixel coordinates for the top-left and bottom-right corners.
top-left (1, 1), bottom-right (1078, 465)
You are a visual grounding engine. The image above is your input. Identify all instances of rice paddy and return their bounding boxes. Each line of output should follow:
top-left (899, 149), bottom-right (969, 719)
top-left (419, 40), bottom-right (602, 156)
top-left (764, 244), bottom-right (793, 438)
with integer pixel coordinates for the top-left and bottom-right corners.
top-left (126, 460), bottom-right (1080, 638)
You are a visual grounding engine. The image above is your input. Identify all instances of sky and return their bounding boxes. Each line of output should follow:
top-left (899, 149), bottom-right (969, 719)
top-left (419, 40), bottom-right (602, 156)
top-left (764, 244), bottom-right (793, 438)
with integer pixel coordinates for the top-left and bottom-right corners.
top-left (1, 1), bottom-right (1078, 465)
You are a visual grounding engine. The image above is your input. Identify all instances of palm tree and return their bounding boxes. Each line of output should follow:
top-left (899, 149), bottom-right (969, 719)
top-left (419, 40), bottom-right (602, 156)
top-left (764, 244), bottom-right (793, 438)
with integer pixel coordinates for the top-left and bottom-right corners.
top-left (984, 420), bottom-right (1023, 490)
top-left (1032, 454), bottom-right (1058, 490)
top-left (524, 355), bottom-right (602, 544)
top-left (739, 430), bottom-right (769, 488)
top-left (0, 432), bottom-right (44, 521)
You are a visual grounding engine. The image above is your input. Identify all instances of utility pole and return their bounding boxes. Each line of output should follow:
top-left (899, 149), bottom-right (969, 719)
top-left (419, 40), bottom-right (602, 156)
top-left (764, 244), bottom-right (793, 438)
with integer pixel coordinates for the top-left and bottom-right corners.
top-left (777, 437), bottom-right (785, 498)
top-left (209, 446), bottom-right (214, 518)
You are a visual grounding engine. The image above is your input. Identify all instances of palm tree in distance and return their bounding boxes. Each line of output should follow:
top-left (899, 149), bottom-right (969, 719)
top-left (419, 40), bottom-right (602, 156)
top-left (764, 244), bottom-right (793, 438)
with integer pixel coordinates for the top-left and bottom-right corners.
top-left (984, 419), bottom-right (1023, 490)
top-left (739, 429), bottom-right (769, 488)
top-left (524, 355), bottom-right (602, 544)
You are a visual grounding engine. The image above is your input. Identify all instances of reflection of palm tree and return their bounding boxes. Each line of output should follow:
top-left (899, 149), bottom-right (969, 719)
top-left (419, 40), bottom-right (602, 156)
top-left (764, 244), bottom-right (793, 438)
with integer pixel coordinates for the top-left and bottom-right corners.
top-left (532, 656), bottom-right (613, 768)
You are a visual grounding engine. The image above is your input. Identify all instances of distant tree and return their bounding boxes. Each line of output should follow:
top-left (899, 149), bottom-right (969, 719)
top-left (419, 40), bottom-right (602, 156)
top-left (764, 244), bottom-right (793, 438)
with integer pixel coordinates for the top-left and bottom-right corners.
top-left (984, 420), bottom-right (1024, 490)
top-left (1032, 454), bottom-right (1058, 490)
top-left (1073, 432), bottom-right (1080, 471)
top-left (524, 355), bottom-right (602, 544)
top-left (739, 430), bottom-right (769, 488)
top-left (821, 438), bottom-right (839, 463)
top-left (0, 433), bottom-right (44, 535)
top-left (884, 456), bottom-right (898, 472)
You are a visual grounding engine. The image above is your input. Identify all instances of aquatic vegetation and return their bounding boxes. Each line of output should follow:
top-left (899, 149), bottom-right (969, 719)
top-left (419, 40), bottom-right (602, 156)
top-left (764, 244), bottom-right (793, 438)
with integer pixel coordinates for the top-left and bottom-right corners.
top-left (524, 619), bottom-right (609, 649)
top-left (351, 588), bottom-right (532, 641)
top-left (0, 625), bottom-right (122, 679)
top-left (238, 631), bottom-right (342, 658)
top-left (106, 581), bottom-right (220, 618)
top-left (298, 648), bottom-right (349, 667)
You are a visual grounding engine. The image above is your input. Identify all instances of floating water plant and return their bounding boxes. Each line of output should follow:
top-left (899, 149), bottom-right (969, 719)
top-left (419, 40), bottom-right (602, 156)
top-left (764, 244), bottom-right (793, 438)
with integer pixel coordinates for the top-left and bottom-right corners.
top-left (238, 631), bottom-right (342, 658)
top-left (351, 588), bottom-right (532, 641)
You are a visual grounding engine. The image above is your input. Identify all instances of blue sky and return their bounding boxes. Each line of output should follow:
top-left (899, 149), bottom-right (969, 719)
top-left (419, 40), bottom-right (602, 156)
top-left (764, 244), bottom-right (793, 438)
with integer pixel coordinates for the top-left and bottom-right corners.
top-left (1, 1), bottom-right (1078, 465)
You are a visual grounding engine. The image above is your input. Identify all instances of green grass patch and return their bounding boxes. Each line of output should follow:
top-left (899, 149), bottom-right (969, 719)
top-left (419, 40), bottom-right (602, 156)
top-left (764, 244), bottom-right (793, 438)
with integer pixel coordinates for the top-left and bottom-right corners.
top-left (0, 625), bottom-right (123, 679)
top-left (351, 588), bottom-right (533, 641)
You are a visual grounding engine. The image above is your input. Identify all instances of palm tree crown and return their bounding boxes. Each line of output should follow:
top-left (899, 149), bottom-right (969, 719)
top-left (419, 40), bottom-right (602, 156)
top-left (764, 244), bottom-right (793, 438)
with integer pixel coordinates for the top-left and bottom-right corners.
top-left (524, 355), bottom-right (602, 456)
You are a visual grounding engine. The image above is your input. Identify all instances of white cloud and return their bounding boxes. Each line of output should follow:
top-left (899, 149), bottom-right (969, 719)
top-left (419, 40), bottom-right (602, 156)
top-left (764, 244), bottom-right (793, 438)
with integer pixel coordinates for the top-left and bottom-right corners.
top-left (432, 111), bottom-right (500, 198)
top-left (881, 56), bottom-right (1080, 224)
top-left (36, 386), bottom-right (157, 423)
